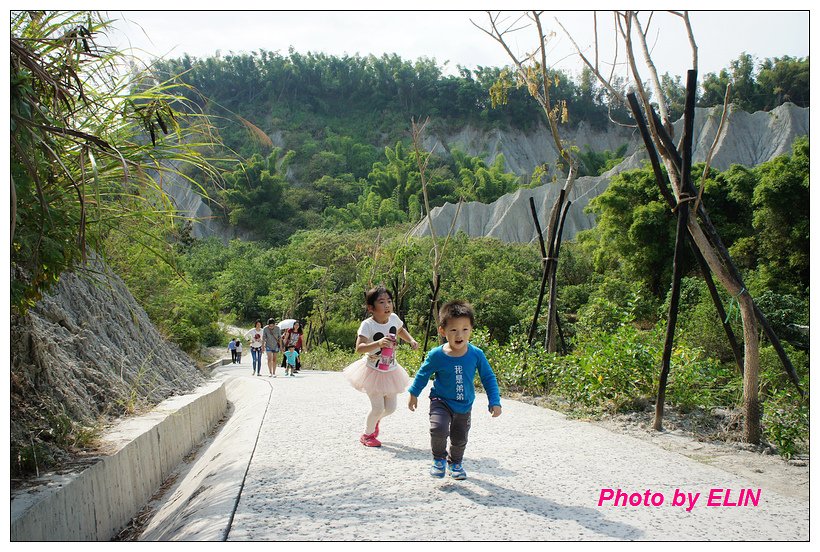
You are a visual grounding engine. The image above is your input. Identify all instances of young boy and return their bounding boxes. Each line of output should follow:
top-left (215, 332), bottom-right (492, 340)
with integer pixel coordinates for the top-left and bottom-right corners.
top-left (407, 300), bottom-right (502, 480)
top-left (283, 344), bottom-right (300, 377)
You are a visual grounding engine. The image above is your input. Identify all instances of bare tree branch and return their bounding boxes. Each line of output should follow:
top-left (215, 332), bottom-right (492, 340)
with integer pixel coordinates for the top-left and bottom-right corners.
top-left (670, 10), bottom-right (698, 70)
top-left (694, 83), bottom-right (732, 213)
top-left (554, 16), bottom-right (626, 104)
top-left (630, 12), bottom-right (671, 127)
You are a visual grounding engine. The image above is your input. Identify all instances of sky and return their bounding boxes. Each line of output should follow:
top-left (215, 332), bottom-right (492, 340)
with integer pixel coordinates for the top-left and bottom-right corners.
top-left (104, 8), bottom-right (810, 81)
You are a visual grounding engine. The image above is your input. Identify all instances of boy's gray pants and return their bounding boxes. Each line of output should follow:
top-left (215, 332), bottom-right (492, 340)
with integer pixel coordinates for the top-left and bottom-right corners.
top-left (429, 398), bottom-right (472, 464)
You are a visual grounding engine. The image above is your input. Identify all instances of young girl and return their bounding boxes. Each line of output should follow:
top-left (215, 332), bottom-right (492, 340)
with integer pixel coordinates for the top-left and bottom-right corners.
top-left (234, 339), bottom-right (242, 363)
top-left (343, 285), bottom-right (418, 447)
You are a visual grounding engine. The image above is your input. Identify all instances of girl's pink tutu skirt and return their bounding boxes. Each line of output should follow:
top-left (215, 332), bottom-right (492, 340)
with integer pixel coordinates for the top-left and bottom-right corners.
top-left (343, 356), bottom-right (410, 395)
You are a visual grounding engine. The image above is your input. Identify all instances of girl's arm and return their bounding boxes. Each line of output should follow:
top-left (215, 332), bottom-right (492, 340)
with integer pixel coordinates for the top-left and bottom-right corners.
top-left (396, 326), bottom-right (419, 350)
top-left (355, 334), bottom-right (394, 354)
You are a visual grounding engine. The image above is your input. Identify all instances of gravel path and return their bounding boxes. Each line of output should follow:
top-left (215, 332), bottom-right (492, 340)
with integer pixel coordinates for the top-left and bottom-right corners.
top-left (140, 361), bottom-right (809, 541)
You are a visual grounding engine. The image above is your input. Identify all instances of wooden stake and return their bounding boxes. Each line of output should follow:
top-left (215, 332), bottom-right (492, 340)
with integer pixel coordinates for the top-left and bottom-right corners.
top-left (627, 92), bottom-right (743, 375)
top-left (655, 197), bottom-right (689, 430)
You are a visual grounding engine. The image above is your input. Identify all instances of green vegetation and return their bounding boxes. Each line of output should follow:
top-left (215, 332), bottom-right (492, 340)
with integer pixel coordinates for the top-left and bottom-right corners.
top-left (150, 50), bottom-right (808, 242)
top-left (149, 139), bottom-right (807, 456)
top-left (699, 53), bottom-right (810, 113)
top-left (10, 11), bottom-right (222, 313)
top-left (10, 12), bottom-right (810, 464)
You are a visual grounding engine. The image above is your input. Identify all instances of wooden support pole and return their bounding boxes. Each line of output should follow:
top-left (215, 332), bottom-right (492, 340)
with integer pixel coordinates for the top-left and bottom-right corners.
top-left (545, 199), bottom-right (572, 352)
top-left (528, 259), bottom-right (550, 345)
top-left (656, 69), bottom-right (697, 431)
top-left (628, 99), bottom-right (677, 207)
top-left (690, 243), bottom-right (745, 373)
top-left (555, 313), bottom-right (567, 355)
top-left (529, 196), bottom-right (548, 269)
top-left (528, 189), bottom-right (565, 345)
top-left (646, 98), bottom-right (802, 395)
top-left (655, 198), bottom-right (689, 430)
top-left (627, 91), bottom-right (743, 375)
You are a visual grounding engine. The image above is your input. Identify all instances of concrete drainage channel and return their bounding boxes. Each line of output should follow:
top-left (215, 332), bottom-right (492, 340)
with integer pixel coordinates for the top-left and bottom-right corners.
top-left (134, 372), bottom-right (273, 541)
top-left (9, 359), bottom-right (265, 542)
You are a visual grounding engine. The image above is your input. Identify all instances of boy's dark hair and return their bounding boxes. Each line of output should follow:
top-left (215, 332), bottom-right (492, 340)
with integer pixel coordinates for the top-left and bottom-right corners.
top-left (267, 318), bottom-right (275, 325)
top-left (438, 300), bottom-right (475, 328)
top-left (287, 344), bottom-right (296, 350)
top-left (364, 284), bottom-right (392, 308)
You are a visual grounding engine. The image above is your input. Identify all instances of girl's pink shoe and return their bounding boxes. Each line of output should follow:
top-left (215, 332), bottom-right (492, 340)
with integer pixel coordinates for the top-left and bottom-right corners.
top-left (359, 432), bottom-right (381, 447)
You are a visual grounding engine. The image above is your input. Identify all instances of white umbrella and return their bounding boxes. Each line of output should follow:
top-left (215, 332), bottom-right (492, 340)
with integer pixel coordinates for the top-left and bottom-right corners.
top-left (278, 319), bottom-right (297, 330)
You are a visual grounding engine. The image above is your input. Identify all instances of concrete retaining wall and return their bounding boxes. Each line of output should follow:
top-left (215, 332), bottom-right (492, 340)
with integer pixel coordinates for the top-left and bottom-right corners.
top-left (11, 368), bottom-right (230, 541)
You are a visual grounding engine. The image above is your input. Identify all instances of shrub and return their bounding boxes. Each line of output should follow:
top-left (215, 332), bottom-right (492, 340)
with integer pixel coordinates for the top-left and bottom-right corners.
top-left (301, 343), bottom-right (359, 372)
top-left (757, 344), bottom-right (809, 457)
top-left (665, 346), bottom-right (739, 411)
top-left (762, 388), bottom-right (809, 459)
top-left (566, 325), bottom-right (658, 410)
top-left (316, 315), bottom-right (361, 350)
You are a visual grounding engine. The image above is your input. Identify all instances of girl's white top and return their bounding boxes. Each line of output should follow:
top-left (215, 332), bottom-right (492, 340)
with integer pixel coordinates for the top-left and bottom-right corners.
top-left (357, 313), bottom-right (404, 372)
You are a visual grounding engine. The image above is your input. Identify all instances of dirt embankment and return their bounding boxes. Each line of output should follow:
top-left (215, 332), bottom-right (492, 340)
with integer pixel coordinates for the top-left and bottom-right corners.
top-left (11, 258), bottom-right (206, 481)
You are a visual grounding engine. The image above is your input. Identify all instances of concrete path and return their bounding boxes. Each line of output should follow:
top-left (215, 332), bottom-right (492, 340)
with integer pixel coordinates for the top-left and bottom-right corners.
top-left (139, 360), bottom-right (809, 541)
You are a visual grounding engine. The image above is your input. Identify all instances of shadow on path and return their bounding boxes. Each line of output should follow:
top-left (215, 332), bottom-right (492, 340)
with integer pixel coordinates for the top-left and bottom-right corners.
top-left (379, 442), bottom-right (429, 461)
top-left (442, 476), bottom-right (643, 540)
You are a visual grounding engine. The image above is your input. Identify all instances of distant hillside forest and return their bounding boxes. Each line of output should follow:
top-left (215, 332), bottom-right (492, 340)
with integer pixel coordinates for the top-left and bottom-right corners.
top-left (153, 51), bottom-right (809, 240)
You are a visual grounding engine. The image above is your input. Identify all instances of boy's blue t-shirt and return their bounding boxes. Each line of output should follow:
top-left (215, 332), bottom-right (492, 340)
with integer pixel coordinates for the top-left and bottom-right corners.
top-left (284, 350), bottom-right (299, 365)
top-left (408, 343), bottom-right (501, 414)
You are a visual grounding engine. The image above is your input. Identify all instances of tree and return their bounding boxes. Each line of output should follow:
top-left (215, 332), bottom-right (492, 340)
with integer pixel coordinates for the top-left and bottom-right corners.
top-left (367, 141), bottom-right (419, 212)
top-left (756, 56), bottom-right (809, 109)
top-left (451, 149), bottom-right (520, 203)
top-left (11, 11), bottom-right (222, 311)
top-left (220, 148), bottom-right (294, 237)
top-left (559, 10), bottom-right (801, 442)
top-left (751, 137), bottom-right (809, 293)
top-left (660, 73), bottom-right (687, 121)
top-left (474, 11), bottom-right (580, 353)
top-left (585, 167), bottom-right (676, 295)
top-left (700, 53), bottom-right (759, 111)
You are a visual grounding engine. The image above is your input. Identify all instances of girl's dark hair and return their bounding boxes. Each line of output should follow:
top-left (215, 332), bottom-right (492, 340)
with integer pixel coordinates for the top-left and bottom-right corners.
top-left (364, 285), bottom-right (392, 308)
top-left (255, 319), bottom-right (262, 326)
top-left (438, 300), bottom-right (475, 328)
top-left (289, 322), bottom-right (303, 334)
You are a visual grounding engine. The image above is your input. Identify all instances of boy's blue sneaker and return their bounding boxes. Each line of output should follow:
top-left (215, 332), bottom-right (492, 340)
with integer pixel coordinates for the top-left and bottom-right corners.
top-left (430, 458), bottom-right (446, 478)
top-left (448, 462), bottom-right (467, 480)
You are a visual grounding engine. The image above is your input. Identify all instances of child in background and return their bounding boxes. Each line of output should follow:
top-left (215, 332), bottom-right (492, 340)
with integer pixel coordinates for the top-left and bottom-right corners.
top-left (283, 344), bottom-right (299, 377)
top-left (343, 285), bottom-right (419, 447)
top-left (228, 338), bottom-right (237, 363)
top-left (408, 300), bottom-right (502, 480)
top-left (281, 321), bottom-right (304, 373)
top-left (234, 339), bottom-right (242, 364)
